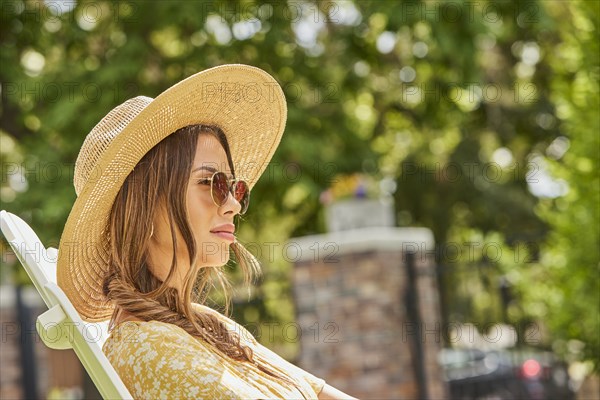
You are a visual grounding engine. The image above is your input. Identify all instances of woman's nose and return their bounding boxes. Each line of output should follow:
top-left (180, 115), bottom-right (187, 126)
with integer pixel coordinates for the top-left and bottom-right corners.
top-left (220, 189), bottom-right (242, 215)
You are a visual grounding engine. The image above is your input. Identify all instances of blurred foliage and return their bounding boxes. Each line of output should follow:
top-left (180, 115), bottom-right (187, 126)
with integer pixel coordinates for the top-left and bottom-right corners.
top-left (1, 0), bottom-right (598, 366)
top-left (504, 0), bottom-right (599, 369)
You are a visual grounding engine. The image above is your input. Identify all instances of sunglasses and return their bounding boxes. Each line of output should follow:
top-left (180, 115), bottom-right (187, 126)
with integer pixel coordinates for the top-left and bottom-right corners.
top-left (198, 171), bottom-right (250, 214)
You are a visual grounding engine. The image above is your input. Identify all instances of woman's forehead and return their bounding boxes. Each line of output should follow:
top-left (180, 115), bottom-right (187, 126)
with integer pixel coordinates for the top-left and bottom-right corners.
top-left (196, 133), bottom-right (226, 151)
top-left (191, 165), bottom-right (233, 179)
top-left (192, 135), bottom-right (232, 176)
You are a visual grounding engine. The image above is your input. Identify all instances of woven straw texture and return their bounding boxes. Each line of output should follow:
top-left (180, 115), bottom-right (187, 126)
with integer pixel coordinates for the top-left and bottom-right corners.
top-left (57, 64), bottom-right (287, 321)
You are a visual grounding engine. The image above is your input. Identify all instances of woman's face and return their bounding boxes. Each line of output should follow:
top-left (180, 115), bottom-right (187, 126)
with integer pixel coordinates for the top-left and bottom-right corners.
top-left (148, 134), bottom-right (242, 290)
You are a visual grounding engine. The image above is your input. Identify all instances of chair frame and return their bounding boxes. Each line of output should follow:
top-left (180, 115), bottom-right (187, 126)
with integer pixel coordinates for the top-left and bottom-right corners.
top-left (1, 210), bottom-right (132, 399)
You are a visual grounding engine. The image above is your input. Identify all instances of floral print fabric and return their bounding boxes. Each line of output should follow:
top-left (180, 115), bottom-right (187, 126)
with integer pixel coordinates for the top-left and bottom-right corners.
top-left (103, 303), bottom-right (325, 399)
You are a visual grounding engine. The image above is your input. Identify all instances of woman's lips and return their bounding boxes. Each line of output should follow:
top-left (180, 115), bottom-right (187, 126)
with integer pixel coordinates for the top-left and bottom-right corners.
top-left (211, 231), bottom-right (235, 242)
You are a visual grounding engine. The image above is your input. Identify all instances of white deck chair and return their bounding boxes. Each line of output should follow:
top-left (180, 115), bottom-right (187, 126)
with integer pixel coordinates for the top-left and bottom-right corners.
top-left (1, 210), bottom-right (133, 400)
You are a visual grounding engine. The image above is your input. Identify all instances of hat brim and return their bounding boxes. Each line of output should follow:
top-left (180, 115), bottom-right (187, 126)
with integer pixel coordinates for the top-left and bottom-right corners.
top-left (57, 64), bottom-right (287, 321)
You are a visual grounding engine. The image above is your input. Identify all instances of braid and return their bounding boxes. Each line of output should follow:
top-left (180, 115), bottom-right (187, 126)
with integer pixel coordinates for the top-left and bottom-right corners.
top-left (106, 276), bottom-right (247, 360)
top-left (105, 274), bottom-right (304, 392)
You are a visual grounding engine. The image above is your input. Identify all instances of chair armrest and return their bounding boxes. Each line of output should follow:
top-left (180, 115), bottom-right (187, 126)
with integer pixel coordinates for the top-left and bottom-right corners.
top-left (36, 304), bottom-right (73, 350)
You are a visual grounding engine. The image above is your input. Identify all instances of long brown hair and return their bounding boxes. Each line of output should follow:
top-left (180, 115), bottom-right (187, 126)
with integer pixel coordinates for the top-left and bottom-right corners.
top-left (102, 124), bottom-right (304, 394)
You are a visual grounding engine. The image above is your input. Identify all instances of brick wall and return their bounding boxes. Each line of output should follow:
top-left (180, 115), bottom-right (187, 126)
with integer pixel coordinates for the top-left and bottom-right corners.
top-left (290, 227), bottom-right (448, 399)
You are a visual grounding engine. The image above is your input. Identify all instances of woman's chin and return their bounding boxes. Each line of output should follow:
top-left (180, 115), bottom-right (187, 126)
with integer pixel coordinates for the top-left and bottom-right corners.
top-left (202, 253), bottom-right (230, 268)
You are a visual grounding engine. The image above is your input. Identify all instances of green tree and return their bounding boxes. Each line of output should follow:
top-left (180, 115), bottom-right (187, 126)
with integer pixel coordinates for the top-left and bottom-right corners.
top-left (507, 0), bottom-right (599, 369)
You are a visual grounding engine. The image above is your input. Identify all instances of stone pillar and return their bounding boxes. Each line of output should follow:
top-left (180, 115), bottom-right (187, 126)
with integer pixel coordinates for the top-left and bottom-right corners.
top-left (290, 227), bottom-right (448, 399)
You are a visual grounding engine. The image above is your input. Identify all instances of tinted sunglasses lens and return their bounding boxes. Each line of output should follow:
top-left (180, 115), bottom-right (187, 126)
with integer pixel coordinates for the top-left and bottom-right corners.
top-left (211, 173), bottom-right (250, 213)
top-left (212, 172), bottom-right (230, 205)
top-left (234, 180), bottom-right (250, 213)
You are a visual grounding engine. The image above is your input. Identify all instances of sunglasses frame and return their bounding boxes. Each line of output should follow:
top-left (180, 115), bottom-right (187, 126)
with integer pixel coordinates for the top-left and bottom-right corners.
top-left (201, 171), bottom-right (250, 214)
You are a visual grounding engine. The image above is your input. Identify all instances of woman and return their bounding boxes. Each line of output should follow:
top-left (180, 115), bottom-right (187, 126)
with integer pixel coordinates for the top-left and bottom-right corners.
top-left (56, 65), bottom-right (357, 399)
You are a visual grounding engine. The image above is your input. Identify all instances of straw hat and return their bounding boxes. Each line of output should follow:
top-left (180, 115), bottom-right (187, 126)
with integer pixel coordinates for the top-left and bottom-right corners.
top-left (57, 64), bottom-right (287, 321)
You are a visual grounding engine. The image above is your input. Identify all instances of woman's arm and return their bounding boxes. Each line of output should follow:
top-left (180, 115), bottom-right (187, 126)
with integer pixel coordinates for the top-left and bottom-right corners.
top-left (318, 383), bottom-right (359, 400)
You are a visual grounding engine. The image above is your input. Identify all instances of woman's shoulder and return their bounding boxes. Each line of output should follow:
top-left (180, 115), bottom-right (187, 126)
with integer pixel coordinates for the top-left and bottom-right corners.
top-left (102, 303), bottom-right (257, 356)
top-left (103, 304), bottom-right (257, 353)
top-left (102, 320), bottom-right (199, 358)
top-left (102, 320), bottom-right (244, 399)
top-left (104, 303), bottom-right (228, 342)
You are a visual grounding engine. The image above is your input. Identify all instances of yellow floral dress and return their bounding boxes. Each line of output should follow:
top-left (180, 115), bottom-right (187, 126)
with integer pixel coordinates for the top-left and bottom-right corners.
top-left (103, 303), bottom-right (325, 399)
